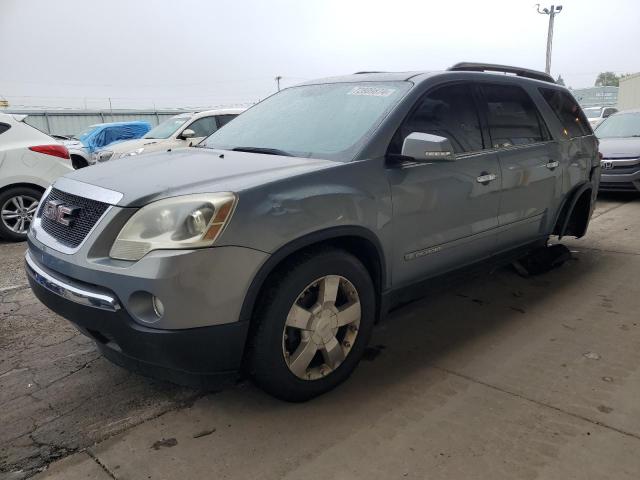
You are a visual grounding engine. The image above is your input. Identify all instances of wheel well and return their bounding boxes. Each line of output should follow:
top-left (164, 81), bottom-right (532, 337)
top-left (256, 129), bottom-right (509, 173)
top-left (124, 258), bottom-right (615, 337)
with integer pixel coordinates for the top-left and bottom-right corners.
top-left (241, 233), bottom-right (384, 320)
top-left (70, 154), bottom-right (88, 169)
top-left (0, 183), bottom-right (45, 196)
top-left (238, 233), bottom-right (385, 372)
top-left (554, 187), bottom-right (593, 239)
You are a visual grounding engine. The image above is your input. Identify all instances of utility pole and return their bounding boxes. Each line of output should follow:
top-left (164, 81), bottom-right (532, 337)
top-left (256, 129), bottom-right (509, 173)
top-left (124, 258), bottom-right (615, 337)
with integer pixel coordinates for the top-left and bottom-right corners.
top-left (536, 4), bottom-right (563, 74)
top-left (275, 76), bottom-right (282, 92)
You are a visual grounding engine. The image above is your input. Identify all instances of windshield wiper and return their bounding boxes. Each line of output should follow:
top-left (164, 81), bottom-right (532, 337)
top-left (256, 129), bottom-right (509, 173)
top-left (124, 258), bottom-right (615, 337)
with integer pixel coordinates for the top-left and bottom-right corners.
top-left (231, 146), bottom-right (292, 156)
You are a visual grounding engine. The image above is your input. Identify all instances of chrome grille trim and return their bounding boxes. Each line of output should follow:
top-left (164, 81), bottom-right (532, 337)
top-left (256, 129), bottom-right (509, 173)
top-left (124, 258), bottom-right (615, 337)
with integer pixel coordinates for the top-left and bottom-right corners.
top-left (53, 178), bottom-right (123, 205)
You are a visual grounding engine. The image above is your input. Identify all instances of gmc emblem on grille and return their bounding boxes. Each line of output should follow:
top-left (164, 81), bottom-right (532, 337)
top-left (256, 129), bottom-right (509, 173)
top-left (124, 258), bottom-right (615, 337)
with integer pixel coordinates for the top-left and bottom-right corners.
top-left (42, 200), bottom-right (80, 227)
top-left (601, 160), bottom-right (614, 170)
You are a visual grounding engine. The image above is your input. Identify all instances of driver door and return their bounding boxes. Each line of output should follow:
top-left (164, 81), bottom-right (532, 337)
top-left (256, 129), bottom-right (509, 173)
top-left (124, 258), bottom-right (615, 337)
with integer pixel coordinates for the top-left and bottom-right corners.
top-left (386, 82), bottom-right (501, 286)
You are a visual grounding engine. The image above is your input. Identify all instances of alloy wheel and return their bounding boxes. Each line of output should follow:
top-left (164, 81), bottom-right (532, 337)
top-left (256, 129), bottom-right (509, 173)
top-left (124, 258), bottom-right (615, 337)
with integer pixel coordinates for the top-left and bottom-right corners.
top-left (282, 275), bottom-right (361, 380)
top-left (1, 195), bottom-right (39, 235)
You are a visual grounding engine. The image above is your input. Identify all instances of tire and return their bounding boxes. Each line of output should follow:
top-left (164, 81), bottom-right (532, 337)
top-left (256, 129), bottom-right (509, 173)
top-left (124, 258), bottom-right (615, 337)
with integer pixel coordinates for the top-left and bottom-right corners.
top-left (0, 186), bottom-right (42, 242)
top-left (249, 248), bottom-right (376, 402)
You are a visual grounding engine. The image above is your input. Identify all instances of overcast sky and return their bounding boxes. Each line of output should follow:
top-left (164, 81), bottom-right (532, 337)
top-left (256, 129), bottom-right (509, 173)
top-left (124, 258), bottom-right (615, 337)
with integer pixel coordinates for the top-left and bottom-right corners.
top-left (1, 0), bottom-right (638, 110)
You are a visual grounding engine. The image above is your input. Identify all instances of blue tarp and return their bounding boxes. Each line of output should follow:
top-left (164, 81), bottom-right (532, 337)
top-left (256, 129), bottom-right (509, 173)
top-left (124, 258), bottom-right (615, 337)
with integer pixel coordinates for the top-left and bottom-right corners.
top-left (78, 121), bottom-right (151, 153)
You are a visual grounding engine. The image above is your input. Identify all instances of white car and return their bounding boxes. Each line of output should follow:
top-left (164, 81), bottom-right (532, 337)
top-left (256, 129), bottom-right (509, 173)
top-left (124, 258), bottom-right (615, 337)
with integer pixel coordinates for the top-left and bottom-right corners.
top-left (584, 106), bottom-right (618, 129)
top-left (93, 108), bottom-right (245, 162)
top-left (0, 113), bottom-right (73, 241)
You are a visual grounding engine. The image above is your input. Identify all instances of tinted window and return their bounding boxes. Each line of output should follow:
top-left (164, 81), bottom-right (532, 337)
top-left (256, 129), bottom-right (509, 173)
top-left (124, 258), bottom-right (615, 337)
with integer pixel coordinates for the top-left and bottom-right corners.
top-left (0, 123), bottom-right (10, 136)
top-left (389, 83), bottom-right (484, 154)
top-left (188, 116), bottom-right (218, 137)
top-left (216, 114), bottom-right (237, 128)
top-left (539, 88), bottom-right (591, 138)
top-left (482, 85), bottom-right (548, 148)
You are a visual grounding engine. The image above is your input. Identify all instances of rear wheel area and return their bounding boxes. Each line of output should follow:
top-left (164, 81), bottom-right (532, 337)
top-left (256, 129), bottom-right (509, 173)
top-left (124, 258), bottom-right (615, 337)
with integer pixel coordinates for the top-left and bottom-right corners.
top-left (0, 186), bottom-right (42, 241)
top-left (249, 248), bottom-right (376, 402)
top-left (71, 155), bottom-right (88, 169)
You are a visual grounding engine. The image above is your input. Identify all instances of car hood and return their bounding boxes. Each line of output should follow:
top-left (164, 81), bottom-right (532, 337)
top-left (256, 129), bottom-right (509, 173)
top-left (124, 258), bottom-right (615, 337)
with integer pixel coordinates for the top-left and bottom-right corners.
top-left (59, 148), bottom-right (338, 207)
top-left (103, 137), bottom-right (164, 154)
top-left (598, 137), bottom-right (640, 158)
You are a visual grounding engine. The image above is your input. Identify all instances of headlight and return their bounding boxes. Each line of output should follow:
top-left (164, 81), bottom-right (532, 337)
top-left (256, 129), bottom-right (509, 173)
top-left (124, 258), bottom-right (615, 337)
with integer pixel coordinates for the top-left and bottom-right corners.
top-left (119, 147), bottom-right (144, 158)
top-left (109, 193), bottom-right (237, 261)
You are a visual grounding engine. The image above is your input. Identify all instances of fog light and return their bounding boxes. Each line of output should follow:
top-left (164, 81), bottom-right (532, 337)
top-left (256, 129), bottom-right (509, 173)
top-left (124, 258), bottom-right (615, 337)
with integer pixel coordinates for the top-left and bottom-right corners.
top-left (152, 296), bottom-right (165, 318)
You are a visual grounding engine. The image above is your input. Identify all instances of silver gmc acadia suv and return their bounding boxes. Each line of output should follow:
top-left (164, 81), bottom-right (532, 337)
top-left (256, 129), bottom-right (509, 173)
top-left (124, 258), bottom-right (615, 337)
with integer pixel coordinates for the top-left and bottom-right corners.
top-left (26, 63), bottom-right (600, 401)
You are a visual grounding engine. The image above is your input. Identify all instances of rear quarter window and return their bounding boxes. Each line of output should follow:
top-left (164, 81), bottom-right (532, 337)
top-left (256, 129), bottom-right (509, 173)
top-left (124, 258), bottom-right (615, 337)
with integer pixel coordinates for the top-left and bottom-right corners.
top-left (539, 88), bottom-right (592, 138)
top-left (0, 123), bottom-right (10, 135)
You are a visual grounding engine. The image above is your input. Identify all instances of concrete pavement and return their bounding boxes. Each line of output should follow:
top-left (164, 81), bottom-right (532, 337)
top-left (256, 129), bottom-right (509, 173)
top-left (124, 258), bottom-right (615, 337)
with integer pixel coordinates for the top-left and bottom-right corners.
top-left (1, 194), bottom-right (639, 479)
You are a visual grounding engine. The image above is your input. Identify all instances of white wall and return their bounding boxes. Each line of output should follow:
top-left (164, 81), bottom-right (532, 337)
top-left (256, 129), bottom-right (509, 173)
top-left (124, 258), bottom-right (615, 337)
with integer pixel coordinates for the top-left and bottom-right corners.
top-left (618, 74), bottom-right (640, 110)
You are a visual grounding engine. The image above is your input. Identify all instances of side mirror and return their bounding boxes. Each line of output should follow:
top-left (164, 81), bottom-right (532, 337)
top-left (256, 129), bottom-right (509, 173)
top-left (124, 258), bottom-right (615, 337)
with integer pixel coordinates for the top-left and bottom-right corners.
top-left (179, 128), bottom-right (195, 140)
top-left (401, 132), bottom-right (455, 162)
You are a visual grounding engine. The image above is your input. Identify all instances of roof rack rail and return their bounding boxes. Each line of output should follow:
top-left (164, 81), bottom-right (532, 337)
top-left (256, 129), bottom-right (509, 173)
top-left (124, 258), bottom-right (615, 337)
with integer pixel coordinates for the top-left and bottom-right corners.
top-left (448, 62), bottom-right (555, 84)
top-left (353, 71), bottom-right (385, 74)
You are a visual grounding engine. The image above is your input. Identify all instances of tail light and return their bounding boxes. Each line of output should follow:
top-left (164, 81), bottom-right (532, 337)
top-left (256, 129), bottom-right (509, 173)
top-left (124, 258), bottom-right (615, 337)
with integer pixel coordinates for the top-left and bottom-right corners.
top-left (29, 145), bottom-right (70, 160)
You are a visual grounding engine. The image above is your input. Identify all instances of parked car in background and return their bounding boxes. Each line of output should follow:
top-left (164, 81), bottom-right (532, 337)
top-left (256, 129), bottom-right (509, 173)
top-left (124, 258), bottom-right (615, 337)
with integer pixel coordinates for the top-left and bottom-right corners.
top-left (0, 113), bottom-right (73, 241)
top-left (26, 63), bottom-right (599, 401)
top-left (596, 109), bottom-right (640, 192)
top-left (584, 106), bottom-right (618, 129)
top-left (62, 121), bottom-right (151, 168)
top-left (92, 108), bottom-right (245, 163)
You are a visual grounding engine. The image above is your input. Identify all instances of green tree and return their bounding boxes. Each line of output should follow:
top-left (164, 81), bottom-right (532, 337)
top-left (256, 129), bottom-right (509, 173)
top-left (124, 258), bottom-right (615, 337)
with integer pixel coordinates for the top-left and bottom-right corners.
top-left (595, 72), bottom-right (620, 87)
top-left (556, 75), bottom-right (566, 86)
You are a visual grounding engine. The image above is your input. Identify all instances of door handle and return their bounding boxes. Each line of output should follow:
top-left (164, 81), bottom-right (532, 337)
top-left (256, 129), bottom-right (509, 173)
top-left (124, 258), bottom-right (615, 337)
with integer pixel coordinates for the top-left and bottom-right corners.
top-left (476, 173), bottom-right (497, 185)
top-left (545, 160), bottom-right (559, 170)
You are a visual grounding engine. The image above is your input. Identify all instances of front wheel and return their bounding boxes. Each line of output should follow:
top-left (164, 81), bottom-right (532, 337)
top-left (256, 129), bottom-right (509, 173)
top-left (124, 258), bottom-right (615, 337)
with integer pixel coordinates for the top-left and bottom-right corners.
top-left (0, 187), bottom-right (42, 241)
top-left (249, 249), bottom-right (376, 402)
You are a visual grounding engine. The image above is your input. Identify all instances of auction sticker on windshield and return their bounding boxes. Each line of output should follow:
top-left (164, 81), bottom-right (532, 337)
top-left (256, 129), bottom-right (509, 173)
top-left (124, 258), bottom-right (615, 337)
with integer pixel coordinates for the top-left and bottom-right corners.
top-left (347, 86), bottom-right (396, 97)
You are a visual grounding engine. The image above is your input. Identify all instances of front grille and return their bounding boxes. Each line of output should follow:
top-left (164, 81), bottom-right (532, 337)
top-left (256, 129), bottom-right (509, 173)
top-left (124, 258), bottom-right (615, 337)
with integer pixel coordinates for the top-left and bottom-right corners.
top-left (38, 188), bottom-right (110, 248)
top-left (609, 165), bottom-right (640, 174)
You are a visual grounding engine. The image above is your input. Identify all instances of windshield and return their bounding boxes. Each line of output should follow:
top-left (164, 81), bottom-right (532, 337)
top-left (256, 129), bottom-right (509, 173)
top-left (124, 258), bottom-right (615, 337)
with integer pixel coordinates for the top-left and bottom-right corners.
top-left (73, 125), bottom-right (98, 141)
top-left (583, 107), bottom-right (602, 119)
top-left (144, 116), bottom-right (190, 139)
top-left (595, 113), bottom-right (640, 138)
top-left (202, 82), bottom-right (411, 161)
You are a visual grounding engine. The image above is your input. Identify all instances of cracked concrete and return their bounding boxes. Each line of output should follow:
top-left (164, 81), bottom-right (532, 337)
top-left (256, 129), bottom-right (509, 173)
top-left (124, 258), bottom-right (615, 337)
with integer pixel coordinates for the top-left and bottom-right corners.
top-left (1, 194), bottom-right (639, 479)
top-left (0, 265), bottom-right (199, 479)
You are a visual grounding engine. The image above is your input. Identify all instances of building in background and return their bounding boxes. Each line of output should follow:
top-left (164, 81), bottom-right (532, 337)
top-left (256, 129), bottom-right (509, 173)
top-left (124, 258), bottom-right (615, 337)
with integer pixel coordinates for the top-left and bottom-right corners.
top-left (4, 105), bottom-right (251, 137)
top-left (618, 73), bottom-right (640, 110)
top-left (572, 86), bottom-right (618, 108)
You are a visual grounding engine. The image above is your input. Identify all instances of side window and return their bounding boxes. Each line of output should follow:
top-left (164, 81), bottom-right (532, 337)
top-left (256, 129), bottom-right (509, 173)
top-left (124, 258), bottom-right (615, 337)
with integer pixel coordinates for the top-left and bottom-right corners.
top-left (389, 83), bottom-right (484, 154)
top-left (188, 116), bottom-right (218, 137)
top-left (481, 84), bottom-right (548, 148)
top-left (216, 114), bottom-right (237, 128)
top-left (539, 88), bottom-right (591, 138)
top-left (603, 107), bottom-right (617, 118)
top-left (0, 123), bottom-right (10, 135)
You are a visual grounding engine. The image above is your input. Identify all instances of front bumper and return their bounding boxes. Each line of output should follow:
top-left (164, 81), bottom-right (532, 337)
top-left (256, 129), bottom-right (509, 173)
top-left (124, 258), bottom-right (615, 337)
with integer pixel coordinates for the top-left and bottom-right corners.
top-left (599, 162), bottom-right (640, 192)
top-left (26, 250), bottom-right (253, 388)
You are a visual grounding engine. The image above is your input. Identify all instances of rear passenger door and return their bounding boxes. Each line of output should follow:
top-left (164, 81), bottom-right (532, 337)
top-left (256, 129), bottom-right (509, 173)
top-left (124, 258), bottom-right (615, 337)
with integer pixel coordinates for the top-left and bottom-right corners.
top-left (387, 82), bottom-right (501, 286)
top-left (479, 83), bottom-right (560, 251)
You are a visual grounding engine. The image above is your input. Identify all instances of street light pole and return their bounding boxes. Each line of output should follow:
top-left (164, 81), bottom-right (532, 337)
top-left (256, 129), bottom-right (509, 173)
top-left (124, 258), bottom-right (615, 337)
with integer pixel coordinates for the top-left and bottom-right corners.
top-left (536, 4), bottom-right (563, 74)
top-left (275, 76), bottom-right (282, 92)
